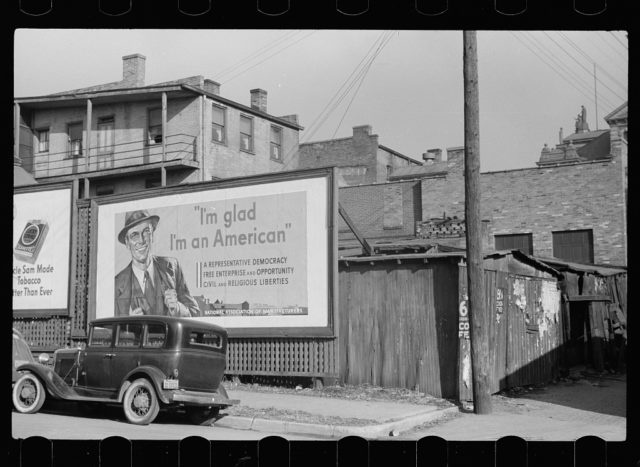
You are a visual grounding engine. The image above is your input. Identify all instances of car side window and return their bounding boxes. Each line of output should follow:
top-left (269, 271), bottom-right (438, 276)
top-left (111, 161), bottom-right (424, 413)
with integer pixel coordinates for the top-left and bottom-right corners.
top-left (144, 323), bottom-right (167, 348)
top-left (89, 325), bottom-right (114, 348)
top-left (188, 330), bottom-right (223, 349)
top-left (116, 323), bottom-right (143, 348)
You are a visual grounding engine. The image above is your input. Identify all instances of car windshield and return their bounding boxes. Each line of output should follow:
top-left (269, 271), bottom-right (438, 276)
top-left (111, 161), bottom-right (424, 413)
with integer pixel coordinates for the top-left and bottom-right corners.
top-left (13, 335), bottom-right (33, 367)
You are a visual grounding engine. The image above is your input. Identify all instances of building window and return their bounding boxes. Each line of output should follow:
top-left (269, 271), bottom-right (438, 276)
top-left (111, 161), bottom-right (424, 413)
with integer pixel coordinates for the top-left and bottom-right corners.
top-left (552, 229), bottom-right (594, 263)
top-left (37, 129), bottom-right (49, 153)
top-left (240, 115), bottom-right (253, 152)
top-left (148, 108), bottom-right (162, 144)
top-left (270, 126), bottom-right (282, 161)
top-left (97, 116), bottom-right (115, 154)
top-left (95, 184), bottom-right (114, 196)
top-left (212, 105), bottom-right (226, 144)
top-left (495, 233), bottom-right (534, 255)
top-left (67, 122), bottom-right (83, 157)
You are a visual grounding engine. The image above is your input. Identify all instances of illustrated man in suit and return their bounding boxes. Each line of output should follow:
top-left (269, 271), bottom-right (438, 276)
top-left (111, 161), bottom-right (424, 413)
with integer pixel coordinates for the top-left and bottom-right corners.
top-left (115, 209), bottom-right (200, 317)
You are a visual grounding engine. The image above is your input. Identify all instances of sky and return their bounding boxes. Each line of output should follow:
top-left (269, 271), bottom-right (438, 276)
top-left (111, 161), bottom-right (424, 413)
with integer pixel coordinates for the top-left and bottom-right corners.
top-left (14, 29), bottom-right (628, 172)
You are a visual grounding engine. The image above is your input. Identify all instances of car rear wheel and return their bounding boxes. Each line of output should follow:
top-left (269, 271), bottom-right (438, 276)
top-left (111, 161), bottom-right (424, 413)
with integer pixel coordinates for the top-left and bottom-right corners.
top-left (186, 406), bottom-right (220, 425)
top-left (122, 378), bottom-right (159, 425)
top-left (13, 373), bottom-right (46, 414)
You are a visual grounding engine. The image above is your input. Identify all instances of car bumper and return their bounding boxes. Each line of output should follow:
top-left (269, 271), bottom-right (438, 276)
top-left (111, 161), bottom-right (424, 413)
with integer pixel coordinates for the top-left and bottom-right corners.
top-left (170, 389), bottom-right (239, 407)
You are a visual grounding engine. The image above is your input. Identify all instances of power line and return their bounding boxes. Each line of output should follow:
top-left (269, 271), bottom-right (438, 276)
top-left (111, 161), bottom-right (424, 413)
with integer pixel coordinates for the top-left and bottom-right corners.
top-left (213, 30), bottom-right (302, 81)
top-left (557, 32), bottom-right (628, 94)
top-left (222, 31), bottom-right (317, 84)
top-left (596, 31), bottom-right (627, 60)
top-left (332, 32), bottom-right (394, 138)
top-left (581, 33), bottom-right (628, 76)
top-left (541, 31), bottom-right (626, 103)
top-left (301, 31), bottom-right (390, 143)
top-left (608, 31), bottom-right (628, 50)
top-left (513, 32), bottom-right (602, 107)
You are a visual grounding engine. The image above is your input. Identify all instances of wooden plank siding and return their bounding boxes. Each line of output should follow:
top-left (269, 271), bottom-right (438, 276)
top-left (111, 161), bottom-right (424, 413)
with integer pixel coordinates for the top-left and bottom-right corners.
top-left (338, 259), bottom-right (460, 398)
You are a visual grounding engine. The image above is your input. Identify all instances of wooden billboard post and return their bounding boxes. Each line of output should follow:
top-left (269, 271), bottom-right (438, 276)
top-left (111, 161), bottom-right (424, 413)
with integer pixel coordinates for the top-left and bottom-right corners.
top-left (463, 30), bottom-right (492, 414)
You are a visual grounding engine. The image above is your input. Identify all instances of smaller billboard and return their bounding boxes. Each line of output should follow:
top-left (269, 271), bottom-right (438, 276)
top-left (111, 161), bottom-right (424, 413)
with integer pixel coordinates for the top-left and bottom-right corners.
top-left (13, 185), bottom-right (73, 316)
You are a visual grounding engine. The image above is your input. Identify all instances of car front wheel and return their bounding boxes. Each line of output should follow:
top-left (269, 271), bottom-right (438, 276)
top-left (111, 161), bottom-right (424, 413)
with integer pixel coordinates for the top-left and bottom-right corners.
top-left (122, 378), bottom-right (159, 425)
top-left (13, 373), bottom-right (46, 414)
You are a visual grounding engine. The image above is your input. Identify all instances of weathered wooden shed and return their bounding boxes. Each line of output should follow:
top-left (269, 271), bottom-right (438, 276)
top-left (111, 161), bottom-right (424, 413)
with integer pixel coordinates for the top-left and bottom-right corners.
top-left (338, 249), bottom-right (564, 400)
top-left (534, 257), bottom-right (627, 373)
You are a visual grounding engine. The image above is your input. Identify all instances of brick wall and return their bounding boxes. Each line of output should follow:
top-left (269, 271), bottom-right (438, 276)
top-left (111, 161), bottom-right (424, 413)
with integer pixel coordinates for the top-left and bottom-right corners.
top-left (203, 97), bottom-right (300, 179)
top-left (339, 180), bottom-right (422, 240)
top-left (421, 154), bottom-right (626, 265)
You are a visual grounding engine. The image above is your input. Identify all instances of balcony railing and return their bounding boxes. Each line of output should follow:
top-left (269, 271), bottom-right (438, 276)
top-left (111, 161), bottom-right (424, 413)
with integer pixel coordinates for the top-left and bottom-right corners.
top-left (20, 133), bottom-right (198, 179)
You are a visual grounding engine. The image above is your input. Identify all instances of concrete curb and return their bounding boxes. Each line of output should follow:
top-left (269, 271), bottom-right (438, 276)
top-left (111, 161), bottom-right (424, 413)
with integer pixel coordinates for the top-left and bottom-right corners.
top-left (214, 406), bottom-right (459, 438)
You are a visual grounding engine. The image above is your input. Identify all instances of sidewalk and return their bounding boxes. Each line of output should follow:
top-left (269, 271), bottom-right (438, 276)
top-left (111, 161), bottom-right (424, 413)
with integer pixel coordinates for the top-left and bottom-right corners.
top-left (212, 373), bottom-right (626, 440)
top-left (213, 388), bottom-right (459, 438)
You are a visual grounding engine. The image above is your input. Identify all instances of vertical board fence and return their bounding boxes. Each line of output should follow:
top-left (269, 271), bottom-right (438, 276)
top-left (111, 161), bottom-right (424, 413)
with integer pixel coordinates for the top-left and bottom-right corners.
top-left (338, 259), bottom-right (460, 398)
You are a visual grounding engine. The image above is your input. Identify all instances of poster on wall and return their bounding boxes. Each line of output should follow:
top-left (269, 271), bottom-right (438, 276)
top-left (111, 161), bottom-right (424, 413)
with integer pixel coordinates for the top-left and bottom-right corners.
top-left (13, 185), bottom-right (73, 316)
top-left (93, 170), bottom-right (336, 335)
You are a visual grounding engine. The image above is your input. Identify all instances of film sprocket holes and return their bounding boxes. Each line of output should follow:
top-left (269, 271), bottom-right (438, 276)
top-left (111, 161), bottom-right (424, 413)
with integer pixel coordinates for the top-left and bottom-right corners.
top-left (14, 220), bottom-right (49, 263)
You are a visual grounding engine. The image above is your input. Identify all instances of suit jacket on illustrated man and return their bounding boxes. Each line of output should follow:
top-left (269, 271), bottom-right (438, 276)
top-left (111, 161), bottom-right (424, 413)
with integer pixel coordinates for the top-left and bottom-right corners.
top-left (115, 255), bottom-right (200, 317)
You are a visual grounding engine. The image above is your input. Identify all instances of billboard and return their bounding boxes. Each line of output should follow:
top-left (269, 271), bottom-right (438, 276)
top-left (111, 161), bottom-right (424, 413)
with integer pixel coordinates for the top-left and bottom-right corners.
top-left (92, 169), bottom-right (337, 336)
top-left (13, 184), bottom-right (74, 316)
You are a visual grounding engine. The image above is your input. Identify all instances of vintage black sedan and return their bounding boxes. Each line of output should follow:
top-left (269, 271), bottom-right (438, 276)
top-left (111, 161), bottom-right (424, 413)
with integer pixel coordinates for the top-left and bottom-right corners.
top-left (12, 316), bottom-right (238, 425)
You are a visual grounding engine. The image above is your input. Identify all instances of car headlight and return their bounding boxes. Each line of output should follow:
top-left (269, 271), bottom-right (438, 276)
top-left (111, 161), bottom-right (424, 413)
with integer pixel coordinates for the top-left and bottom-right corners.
top-left (38, 353), bottom-right (50, 364)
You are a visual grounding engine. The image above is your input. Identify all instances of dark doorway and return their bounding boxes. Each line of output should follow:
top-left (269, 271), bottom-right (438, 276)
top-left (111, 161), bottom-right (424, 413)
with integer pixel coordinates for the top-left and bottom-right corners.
top-left (566, 301), bottom-right (591, 367)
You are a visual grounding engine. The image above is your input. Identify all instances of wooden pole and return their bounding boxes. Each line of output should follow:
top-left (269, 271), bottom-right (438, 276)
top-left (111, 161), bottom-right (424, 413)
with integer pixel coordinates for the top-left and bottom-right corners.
top-left (161, 91), bottom-right (167, 187)
top-left (463, 30), bottom-right (492, 414)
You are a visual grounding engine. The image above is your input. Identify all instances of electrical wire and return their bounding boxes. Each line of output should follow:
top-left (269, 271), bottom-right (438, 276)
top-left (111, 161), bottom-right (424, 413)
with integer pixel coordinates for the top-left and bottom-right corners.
top-left (557, 32), bottom-right (628, 94)
top-left (213, 30), bottom-right (302, 81)
top-left (596, 31), bottom-right (627, 60)
top-left (608, 31), bottom-right (628, 50)
top-left (512, 32), bottom-right (602, 108)
top-left (222, 31), bottom-right (318, 84)
top-left (331, 32), bottom-right (394, 138)
top-left (301, 31), bottom-right (390, 143)
top-left (541, 31), bottom-right (626, 103)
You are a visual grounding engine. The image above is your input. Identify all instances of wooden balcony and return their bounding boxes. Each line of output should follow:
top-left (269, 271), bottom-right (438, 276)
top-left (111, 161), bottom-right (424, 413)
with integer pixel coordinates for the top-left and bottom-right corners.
top-left (21, 133), bottom-right (198, 181)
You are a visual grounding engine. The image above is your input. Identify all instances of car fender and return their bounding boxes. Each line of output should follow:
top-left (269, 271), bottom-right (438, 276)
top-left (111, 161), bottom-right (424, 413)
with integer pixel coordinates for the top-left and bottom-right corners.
top-left (116, 366), bottom-right (172, 404)
top-left (15, 363), bottom-right (79, 400)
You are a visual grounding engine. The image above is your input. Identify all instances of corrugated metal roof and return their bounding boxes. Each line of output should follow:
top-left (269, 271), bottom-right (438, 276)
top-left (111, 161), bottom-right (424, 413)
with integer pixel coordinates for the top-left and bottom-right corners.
top-left (533, 256), bottom-right (627, 276)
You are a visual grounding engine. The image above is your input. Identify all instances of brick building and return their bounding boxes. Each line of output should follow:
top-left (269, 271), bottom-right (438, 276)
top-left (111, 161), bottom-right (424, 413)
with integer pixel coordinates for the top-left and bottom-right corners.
top-left (341, 104), bottom-right (627, 266)
top-left (13, 54), bottom-right (303, 197)
top-left (298, 124), bottom-right (423, 186)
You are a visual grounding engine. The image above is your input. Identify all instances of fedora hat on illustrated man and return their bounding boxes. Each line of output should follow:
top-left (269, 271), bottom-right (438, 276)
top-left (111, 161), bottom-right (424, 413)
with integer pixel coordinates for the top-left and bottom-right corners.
top-left (118, 209), bottom-right (160, 244)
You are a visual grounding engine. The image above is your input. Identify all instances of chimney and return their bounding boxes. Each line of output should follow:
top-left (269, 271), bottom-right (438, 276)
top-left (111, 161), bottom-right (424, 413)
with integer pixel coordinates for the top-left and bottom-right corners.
top-left (446, 146), bottom-right (464, 162)
top-left (204, 79), bottom-right (220, 95)
top-left (422, 152), bottom-right (435, 164)
top-left (424, 148), bottom-right (442, 163)
top-left (122, 54), bottom-right (146, 87)
top-left (279, 114), bottom-right (299, 125)
top-left (559, 127), bottom-right (564, 144)
top-left (250, 89), bottom-right (268, 113)
top-left (352, 125), bottom-right (372, 139)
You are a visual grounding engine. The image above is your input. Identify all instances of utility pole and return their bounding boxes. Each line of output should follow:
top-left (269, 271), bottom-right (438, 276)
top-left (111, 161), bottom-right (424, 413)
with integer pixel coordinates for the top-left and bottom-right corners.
top-left (463, 31), bottom-right (492, 414)
top-left (594, 63), bottom-right (599, 130)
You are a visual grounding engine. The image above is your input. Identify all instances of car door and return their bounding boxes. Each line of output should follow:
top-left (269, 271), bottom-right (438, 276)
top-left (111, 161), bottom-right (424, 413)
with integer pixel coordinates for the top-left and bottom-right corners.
top-left (111, 322), bottom-right (144, 389)
top-left (82, 323), bottom-right (116, 394)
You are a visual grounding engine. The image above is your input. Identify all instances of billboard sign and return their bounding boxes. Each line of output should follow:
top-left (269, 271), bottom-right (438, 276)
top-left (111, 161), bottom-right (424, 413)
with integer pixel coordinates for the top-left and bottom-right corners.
top-left (13, 184), bottom-right (74, 316)
top-left (92, 169), bottom-right (337, 336)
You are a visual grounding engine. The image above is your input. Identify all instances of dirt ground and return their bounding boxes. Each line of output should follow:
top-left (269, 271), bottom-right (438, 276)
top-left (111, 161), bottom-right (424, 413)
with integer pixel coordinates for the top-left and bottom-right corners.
top-left (399, 374), bottom-right (626, 441)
